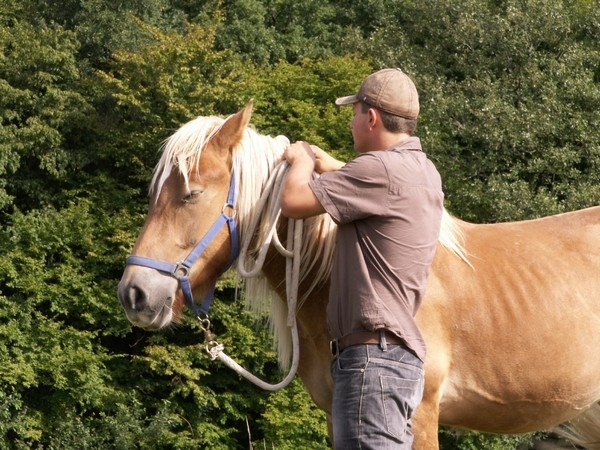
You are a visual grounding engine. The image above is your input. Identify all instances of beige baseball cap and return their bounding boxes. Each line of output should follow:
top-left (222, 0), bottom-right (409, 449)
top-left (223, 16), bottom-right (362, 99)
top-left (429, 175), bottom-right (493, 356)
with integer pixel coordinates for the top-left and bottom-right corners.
top-left (335, 68), bottom-right (419, 120)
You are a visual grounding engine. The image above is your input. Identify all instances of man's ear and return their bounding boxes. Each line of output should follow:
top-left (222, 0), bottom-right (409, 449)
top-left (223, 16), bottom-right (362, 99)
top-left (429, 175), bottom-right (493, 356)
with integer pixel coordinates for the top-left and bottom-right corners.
top-left (368, 107), bottom-right (378, 131)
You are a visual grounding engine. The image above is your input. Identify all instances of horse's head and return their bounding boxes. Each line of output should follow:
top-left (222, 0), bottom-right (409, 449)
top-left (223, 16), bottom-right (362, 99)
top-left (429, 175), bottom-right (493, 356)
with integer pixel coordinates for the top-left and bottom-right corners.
top-left (117, 102), bottom-right (253, 329)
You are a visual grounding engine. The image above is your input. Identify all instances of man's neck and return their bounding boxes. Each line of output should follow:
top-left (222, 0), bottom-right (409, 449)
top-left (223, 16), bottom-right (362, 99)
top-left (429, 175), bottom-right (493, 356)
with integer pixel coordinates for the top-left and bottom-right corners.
top-left (364, 132), bottom-right (411, 153)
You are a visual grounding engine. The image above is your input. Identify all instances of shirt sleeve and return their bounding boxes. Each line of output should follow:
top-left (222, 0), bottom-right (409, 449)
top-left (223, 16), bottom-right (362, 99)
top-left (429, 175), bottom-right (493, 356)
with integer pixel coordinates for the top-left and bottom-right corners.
top-left (309, 153), bottom-right (389, 225)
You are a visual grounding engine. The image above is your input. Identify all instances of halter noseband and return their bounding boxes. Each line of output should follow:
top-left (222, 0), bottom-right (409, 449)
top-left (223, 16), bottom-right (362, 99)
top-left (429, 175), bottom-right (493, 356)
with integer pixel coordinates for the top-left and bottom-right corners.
top-left (125, 169), bottom-right (239, 318)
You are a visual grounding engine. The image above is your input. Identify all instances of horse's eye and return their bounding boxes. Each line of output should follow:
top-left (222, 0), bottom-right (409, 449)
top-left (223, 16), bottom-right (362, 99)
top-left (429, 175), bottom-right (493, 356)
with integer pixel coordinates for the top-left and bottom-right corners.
top-left (183, 190), bottom-right (203, 204)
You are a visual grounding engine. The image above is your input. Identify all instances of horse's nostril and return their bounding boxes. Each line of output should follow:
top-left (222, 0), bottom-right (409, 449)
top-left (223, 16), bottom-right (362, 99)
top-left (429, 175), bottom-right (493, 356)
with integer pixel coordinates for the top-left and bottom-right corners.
top-left (118, 282), bottom-right (147, 312)
top-left (130, 286), bottom-right (147, 311)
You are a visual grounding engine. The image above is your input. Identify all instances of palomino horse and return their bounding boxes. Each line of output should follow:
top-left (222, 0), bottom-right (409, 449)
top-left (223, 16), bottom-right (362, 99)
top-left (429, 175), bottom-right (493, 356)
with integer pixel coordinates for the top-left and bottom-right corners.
top-left (118, 102), bottom-right (600, 449)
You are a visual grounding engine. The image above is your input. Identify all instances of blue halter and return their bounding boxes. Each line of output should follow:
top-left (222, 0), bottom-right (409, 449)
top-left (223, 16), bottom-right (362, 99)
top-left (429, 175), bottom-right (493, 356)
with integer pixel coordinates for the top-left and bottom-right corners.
top-left (125, 170), bottom-right (239, 318)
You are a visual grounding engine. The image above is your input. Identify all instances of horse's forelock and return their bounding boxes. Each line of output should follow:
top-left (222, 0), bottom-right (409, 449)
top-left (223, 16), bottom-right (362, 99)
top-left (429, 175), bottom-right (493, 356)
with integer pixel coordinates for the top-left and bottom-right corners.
top-left (150, 115), bottom-right (226, 198)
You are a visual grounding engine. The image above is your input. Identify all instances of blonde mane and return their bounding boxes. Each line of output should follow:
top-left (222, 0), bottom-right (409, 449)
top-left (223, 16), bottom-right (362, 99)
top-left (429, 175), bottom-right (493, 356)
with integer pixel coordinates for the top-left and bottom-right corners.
top-left (151, 114), bottom-right (468, 369)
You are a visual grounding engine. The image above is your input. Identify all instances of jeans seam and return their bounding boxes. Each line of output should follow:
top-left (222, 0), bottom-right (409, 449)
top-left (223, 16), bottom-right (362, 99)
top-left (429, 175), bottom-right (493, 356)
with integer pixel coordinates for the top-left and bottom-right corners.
top-left (358, 348), bottom-right (370, 449)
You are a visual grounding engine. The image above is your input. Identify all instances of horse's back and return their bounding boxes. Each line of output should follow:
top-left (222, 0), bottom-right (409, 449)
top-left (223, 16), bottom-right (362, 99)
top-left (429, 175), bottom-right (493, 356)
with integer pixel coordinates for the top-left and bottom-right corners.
top-left (420, 206), bottom-right (600, 433)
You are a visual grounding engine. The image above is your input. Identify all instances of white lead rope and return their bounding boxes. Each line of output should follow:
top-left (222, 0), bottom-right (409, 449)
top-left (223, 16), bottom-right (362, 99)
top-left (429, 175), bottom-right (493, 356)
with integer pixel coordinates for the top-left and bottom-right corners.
top-left (202, 162), bottom-right (302, 391)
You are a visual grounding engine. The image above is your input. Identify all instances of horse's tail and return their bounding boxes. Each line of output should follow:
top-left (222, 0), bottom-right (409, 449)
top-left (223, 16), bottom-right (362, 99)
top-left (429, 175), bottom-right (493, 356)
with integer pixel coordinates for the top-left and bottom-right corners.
top-left (554, 401), bottom-right (600, 449)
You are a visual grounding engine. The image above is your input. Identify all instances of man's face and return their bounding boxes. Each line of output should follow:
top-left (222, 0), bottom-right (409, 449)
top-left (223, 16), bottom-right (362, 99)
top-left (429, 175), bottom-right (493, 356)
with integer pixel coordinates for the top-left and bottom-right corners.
top-left (350, 102), bottom-right (370, 153)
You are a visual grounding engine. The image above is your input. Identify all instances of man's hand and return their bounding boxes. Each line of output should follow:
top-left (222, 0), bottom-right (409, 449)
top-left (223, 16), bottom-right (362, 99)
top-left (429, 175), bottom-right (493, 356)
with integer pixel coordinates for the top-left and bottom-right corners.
top-left (311, 145), bottom-right (345, 173)
top-left (283, 141), bottom-right (316, 167)
top-left (280, 141), bottom-right (325, 219)
top-left (283, 141), bottom-right (345, 174)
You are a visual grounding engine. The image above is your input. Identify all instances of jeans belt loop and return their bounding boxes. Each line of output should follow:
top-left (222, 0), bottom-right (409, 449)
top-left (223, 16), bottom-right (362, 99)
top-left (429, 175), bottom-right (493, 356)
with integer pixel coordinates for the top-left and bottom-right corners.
top-left (379, 329), bottom-right (388, 352)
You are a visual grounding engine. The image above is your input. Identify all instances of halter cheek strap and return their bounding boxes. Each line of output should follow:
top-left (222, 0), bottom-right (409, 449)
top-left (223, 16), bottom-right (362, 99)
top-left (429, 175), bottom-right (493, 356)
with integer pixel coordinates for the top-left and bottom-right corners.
top-left (125, 170), bottom-right (238, 318)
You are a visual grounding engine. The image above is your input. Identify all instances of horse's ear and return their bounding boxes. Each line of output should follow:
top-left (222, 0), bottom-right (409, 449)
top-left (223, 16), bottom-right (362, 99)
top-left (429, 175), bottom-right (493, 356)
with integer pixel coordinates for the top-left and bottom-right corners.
top-left (211, 100), bottom-right (253, 155)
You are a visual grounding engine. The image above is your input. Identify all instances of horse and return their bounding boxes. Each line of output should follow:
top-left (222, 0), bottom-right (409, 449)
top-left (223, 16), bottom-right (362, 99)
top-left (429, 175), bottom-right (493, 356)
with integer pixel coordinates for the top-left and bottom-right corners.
top-left (117, 101), bottom-right (600, 449)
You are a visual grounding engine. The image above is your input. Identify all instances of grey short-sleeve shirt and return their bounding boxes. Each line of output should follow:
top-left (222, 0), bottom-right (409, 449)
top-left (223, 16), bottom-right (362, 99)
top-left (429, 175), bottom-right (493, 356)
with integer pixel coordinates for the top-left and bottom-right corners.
top-left (309, 137), bottom-right (443, 361)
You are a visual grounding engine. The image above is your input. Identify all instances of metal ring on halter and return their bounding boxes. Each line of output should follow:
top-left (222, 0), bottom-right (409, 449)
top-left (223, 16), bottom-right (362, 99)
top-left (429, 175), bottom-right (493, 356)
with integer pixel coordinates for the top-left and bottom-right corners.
top-left (174, 262), bottom-right (191, 279)
top-left (222, 203), bottom-right (236, 218)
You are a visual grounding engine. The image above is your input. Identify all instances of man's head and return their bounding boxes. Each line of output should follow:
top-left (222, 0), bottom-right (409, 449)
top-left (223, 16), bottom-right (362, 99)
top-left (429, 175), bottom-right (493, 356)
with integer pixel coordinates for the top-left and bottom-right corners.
top-left (337, 69), bottom-right (419, 151)
top-left (335, 68), bottom-right (419, 121)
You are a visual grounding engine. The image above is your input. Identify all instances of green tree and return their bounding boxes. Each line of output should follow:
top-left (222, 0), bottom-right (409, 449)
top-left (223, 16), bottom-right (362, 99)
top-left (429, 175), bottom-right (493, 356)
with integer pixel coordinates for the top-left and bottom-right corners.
top-left (245, 56), bottom-right (371, 156)
top-left (93, 21), bottom-right (251, 190)
top-left (362, 0), bottom-right (600, 222)
top-left (27, 0), bottom-right (188, 69)
top-left (0, 201), bottom-right (129, 446)
top-left (194, 0), bottom-right (362, 66)
top-left (0, 16), bottom-right (93, 214)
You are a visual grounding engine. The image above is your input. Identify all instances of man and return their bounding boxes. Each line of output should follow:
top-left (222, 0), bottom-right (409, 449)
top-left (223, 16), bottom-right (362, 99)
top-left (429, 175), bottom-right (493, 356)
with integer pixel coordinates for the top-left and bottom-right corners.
top-left (280, 68), bottom-right (444, 449)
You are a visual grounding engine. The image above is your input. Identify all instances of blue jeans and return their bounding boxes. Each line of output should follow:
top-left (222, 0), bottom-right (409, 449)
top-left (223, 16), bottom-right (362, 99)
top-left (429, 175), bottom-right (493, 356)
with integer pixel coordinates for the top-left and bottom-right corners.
top-left (331, 343), bottom-right (424, 449)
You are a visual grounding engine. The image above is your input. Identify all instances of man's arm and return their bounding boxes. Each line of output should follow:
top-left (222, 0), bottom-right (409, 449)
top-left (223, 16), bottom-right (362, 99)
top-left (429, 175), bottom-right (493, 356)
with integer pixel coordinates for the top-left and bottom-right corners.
top-left (280, 141), bottom-right (326, 219)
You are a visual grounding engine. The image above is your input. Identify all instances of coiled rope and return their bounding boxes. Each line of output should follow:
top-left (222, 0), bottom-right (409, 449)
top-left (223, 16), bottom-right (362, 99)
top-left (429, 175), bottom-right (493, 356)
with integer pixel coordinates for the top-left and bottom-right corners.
top-left (203, 161), bottom-right (301, 391)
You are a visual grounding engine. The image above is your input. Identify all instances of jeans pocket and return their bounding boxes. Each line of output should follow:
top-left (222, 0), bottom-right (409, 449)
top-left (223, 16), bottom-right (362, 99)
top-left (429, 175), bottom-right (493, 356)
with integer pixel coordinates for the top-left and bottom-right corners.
top-left (334, 346), bottom-right (368, 372)
top-left (380, 373), bottom-right (423, 439)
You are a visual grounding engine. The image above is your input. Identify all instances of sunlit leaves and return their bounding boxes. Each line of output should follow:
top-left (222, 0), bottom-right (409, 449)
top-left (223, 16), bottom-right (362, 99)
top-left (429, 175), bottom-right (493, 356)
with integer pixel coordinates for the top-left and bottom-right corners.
top-left (0, 19), bottom-right (92, 213)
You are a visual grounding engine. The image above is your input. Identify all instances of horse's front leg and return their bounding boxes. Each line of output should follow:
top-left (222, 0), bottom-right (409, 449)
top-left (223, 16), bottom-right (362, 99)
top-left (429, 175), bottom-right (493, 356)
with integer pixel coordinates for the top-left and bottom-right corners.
top-left (412, 381), bottom-right (441, 449)
top-left (326, 413), bottom-right (334, 447)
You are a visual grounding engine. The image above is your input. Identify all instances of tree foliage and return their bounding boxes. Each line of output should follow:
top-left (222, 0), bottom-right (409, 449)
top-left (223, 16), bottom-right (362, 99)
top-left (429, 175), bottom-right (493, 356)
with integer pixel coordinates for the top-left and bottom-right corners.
top-left (1, 0), bottom-right (598, 448)
top-left (0, 17), bottom-right (92, 214)
top-left (385, 0), bottom-right (600, 221)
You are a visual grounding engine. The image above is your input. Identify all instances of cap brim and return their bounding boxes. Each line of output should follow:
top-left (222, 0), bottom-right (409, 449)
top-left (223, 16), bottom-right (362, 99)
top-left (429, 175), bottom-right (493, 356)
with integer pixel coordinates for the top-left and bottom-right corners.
top-left (335, 94), bottom-right (359, 106)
